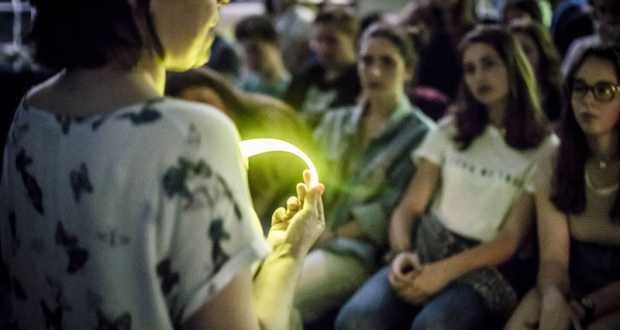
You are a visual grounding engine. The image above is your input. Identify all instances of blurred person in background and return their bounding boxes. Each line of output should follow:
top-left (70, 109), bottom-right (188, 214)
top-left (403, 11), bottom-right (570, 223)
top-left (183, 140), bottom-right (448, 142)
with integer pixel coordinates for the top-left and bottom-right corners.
top-left (234, 15), bottom-right (291, 100)
top-left (562, 0), bottom-right (620, 74)
top-left (266, 0), bottom-right (315, 74)
top-left (283, 6), bottom-right (361, 129)
top-left (509, 19), bottom-right (563, 122)
top-left (294, 23), bottom-right (434, 329)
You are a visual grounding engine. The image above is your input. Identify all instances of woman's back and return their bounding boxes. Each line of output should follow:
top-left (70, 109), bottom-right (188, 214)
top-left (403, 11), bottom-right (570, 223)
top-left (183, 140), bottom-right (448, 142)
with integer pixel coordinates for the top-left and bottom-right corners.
top-left (0, 96), bottom-right (270, 329)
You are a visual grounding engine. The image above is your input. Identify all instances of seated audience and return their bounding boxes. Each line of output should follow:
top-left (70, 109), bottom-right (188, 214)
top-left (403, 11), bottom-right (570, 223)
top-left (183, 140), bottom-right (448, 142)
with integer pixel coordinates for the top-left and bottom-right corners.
top-left (562, 0), bottom-right (620, 75)
top-left (505, 44), bottom-right (620, 330)
top-left (336, 25), bottom-right (557, 330)
top-left (294, 24), bottom-right (434, 327)
top-left (283, 6), bottom-right (361, 129)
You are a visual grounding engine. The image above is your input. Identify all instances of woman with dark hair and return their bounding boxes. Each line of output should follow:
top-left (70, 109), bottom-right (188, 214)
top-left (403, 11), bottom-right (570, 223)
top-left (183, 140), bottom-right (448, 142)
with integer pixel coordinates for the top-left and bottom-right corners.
top-left (294, 23), bottom-right (434, 327)
top-left (509, 19), bottom-right (563, 121)
top-left (505, 45), bottom-right (620, 330)
top-left (336, 25), bottom-right (557, 330)
top-left (399, 0), bottom-right (463, 101)
top-left (0, 0), bottom-right (326, 329)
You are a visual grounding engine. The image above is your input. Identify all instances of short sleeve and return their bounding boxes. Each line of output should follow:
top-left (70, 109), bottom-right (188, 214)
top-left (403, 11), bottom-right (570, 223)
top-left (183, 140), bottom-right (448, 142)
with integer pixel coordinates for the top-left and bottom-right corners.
top-left (412, 116), bottom-right (453, 166)
top-left (533, 144), bottom-right (559, 195)
top-left (157, 104), bottom-right (270, 324)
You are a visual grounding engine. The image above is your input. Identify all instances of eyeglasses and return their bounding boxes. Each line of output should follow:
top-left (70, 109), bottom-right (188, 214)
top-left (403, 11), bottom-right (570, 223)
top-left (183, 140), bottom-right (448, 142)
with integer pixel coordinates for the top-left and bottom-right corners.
top-left (571, 80), bottom-right (620, 102)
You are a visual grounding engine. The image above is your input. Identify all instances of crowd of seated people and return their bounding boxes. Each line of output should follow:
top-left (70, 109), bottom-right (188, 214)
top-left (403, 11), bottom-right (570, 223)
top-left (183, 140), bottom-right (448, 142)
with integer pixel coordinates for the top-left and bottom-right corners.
top-left (1, 0), bottom-right (620, 330)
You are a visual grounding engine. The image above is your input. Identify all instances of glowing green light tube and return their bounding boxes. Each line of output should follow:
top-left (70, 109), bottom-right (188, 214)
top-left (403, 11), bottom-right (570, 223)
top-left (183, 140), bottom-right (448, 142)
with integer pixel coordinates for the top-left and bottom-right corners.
top-left (239, 138), bottom-right (319, 188)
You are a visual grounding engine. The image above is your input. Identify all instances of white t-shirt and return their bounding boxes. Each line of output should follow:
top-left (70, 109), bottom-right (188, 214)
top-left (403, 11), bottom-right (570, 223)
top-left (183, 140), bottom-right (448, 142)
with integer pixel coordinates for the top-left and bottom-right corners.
top-left (0, 98), bottom-right (270, 329)
top-left (414, 117), bottom-right (558, 241)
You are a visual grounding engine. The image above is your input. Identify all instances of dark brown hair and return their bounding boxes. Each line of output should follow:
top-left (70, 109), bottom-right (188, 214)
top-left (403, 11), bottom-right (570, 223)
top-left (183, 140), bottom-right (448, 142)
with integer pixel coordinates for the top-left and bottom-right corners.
top-left (551, 44), bottom-right (620, 222)
top-left (509, 19), bottom-right (563, 121)
top-left (453, 25), bottom-right (548, 150)
top-left (361, 24), bottom-right (418, 68)
top-left (30, 0), bottom-right (163, 69)
top-left (314, 6), bottom-right (360, 37)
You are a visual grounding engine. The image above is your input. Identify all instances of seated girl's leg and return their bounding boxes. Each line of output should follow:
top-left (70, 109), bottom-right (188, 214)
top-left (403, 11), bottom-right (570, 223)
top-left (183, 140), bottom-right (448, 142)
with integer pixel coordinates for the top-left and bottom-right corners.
top-left (411, 284), bottom-right (499, 330)
top-left (294, 249), bottom-right (373, 324)
top-left (504, 289), bottom-right (541, 330)
top-left (336, 267), bottom-right (419, 330)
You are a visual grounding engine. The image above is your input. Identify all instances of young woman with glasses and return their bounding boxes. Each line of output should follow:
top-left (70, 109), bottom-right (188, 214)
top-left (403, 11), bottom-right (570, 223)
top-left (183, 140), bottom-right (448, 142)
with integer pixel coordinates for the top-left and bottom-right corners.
top-left (505, 45), bottom-right (620, 330)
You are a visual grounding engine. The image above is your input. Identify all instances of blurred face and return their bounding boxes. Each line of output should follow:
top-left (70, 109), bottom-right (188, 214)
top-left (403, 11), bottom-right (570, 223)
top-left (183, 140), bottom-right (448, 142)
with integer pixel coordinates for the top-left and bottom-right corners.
top-left (514, 32), bottom-right (541, 73)
top-left (240, 39), bottom-right (269, 72)
top-left (310, 23), bottom-right (356, 68)
top-left (595, 0), bottom-right (620, 41)
top-left (571, 56), bottom-right (620, 138)
top-left (151, 0), bottom-right (227, 71)
top-left (463, 42), bottom-right (510, 108)
top-left (358, 36), bottom-right (412, 100)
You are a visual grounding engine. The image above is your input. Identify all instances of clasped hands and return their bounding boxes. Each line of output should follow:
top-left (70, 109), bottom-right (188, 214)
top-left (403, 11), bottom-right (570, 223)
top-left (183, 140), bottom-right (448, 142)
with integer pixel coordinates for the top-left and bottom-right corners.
top-left (388, 252), bottom-right (451, 305)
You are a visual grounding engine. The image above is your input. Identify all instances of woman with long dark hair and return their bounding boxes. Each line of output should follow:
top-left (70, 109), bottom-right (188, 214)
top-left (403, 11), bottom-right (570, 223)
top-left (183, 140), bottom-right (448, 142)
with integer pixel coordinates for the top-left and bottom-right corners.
top-left (505, 45), bottom-right (620, 330)
top-left (336, 25), bottom-right (557, 330)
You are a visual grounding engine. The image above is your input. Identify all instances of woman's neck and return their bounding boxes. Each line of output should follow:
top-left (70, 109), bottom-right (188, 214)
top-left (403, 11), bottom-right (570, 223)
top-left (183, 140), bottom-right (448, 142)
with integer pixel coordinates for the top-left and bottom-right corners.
top-left (367, 93), bottom-right (401, 119)
top-left (486, 99), bottom-right (506, 128)
top-left (28, 56), bottom-right (165, 117)
top-left (588, 130), bottom-right (619, 161)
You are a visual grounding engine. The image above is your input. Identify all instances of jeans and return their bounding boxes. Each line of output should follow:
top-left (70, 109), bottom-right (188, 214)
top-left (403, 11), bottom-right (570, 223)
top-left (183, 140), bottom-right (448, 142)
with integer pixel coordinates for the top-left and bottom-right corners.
top-left (336, 267), bottom-right (498, 330)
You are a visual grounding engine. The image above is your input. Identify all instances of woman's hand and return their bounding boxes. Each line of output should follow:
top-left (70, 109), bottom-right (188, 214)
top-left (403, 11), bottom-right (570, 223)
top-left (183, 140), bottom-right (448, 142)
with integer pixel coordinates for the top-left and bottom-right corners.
top-left (388, 252), bottom-right (424, 304)
top-left (539, 288), bottom-right (580, 330)
top-left (266, 170), bottom-right (325, 258)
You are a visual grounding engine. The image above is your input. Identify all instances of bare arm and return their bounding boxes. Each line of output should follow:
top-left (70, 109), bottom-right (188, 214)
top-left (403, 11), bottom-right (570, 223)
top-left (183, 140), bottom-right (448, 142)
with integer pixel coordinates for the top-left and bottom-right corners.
top-left (184, 172), bottom-right (325, 330)
top-left (535, 180), bottom-right (573, 330)
top-left (434, 192), bottom-right (536, 283)
top-left (389, 159), bottom-right (441, 252)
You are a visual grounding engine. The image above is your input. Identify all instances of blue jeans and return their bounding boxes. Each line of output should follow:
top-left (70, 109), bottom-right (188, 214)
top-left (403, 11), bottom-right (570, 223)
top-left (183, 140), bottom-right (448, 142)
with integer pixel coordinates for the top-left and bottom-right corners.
top-left (336, 267), bottom-right (498, 330)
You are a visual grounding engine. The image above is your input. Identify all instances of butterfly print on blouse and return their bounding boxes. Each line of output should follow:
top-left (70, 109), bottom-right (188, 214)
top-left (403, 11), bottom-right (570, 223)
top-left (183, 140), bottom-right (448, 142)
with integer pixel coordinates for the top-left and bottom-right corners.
top-left (96, 229), bottom-right (130, 247)
top-left (95, 309), bottom-right (132, 330)
top-left (41, 300), bottom-right (63, 330)
top-left (70, 163), bottom-right (93, 203)
top-left (209, 218), bottom-right (230, 273)
top-left (162, 158), bottom-right (214, 209)
top-left (15, 149), bottom-right (44, 214)
top-left (156, 258), bottom-right (180, 296)
top-left (116, 99), bottom-right (163, 125)
top-left (8, 211), bottom-right (20, 256)
top-left (55, 222), bottom-right (89, 273)
top-left (215, 175), bottom-right (242, 221)
top-left (91, 113), bottom-right (112, 131)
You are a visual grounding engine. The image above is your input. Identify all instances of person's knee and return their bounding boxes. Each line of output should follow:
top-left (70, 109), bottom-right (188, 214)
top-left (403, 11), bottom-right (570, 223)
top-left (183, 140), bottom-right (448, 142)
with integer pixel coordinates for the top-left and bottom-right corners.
top-left (335, 300), bottom-right (383, 330)
top-left (411, 289), bottom-right (489, 330)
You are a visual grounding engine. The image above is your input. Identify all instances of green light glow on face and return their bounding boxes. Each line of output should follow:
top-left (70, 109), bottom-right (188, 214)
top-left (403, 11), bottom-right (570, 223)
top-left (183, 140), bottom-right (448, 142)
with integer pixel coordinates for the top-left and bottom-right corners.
top-left (238, 138), bottom-right (319, 188)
